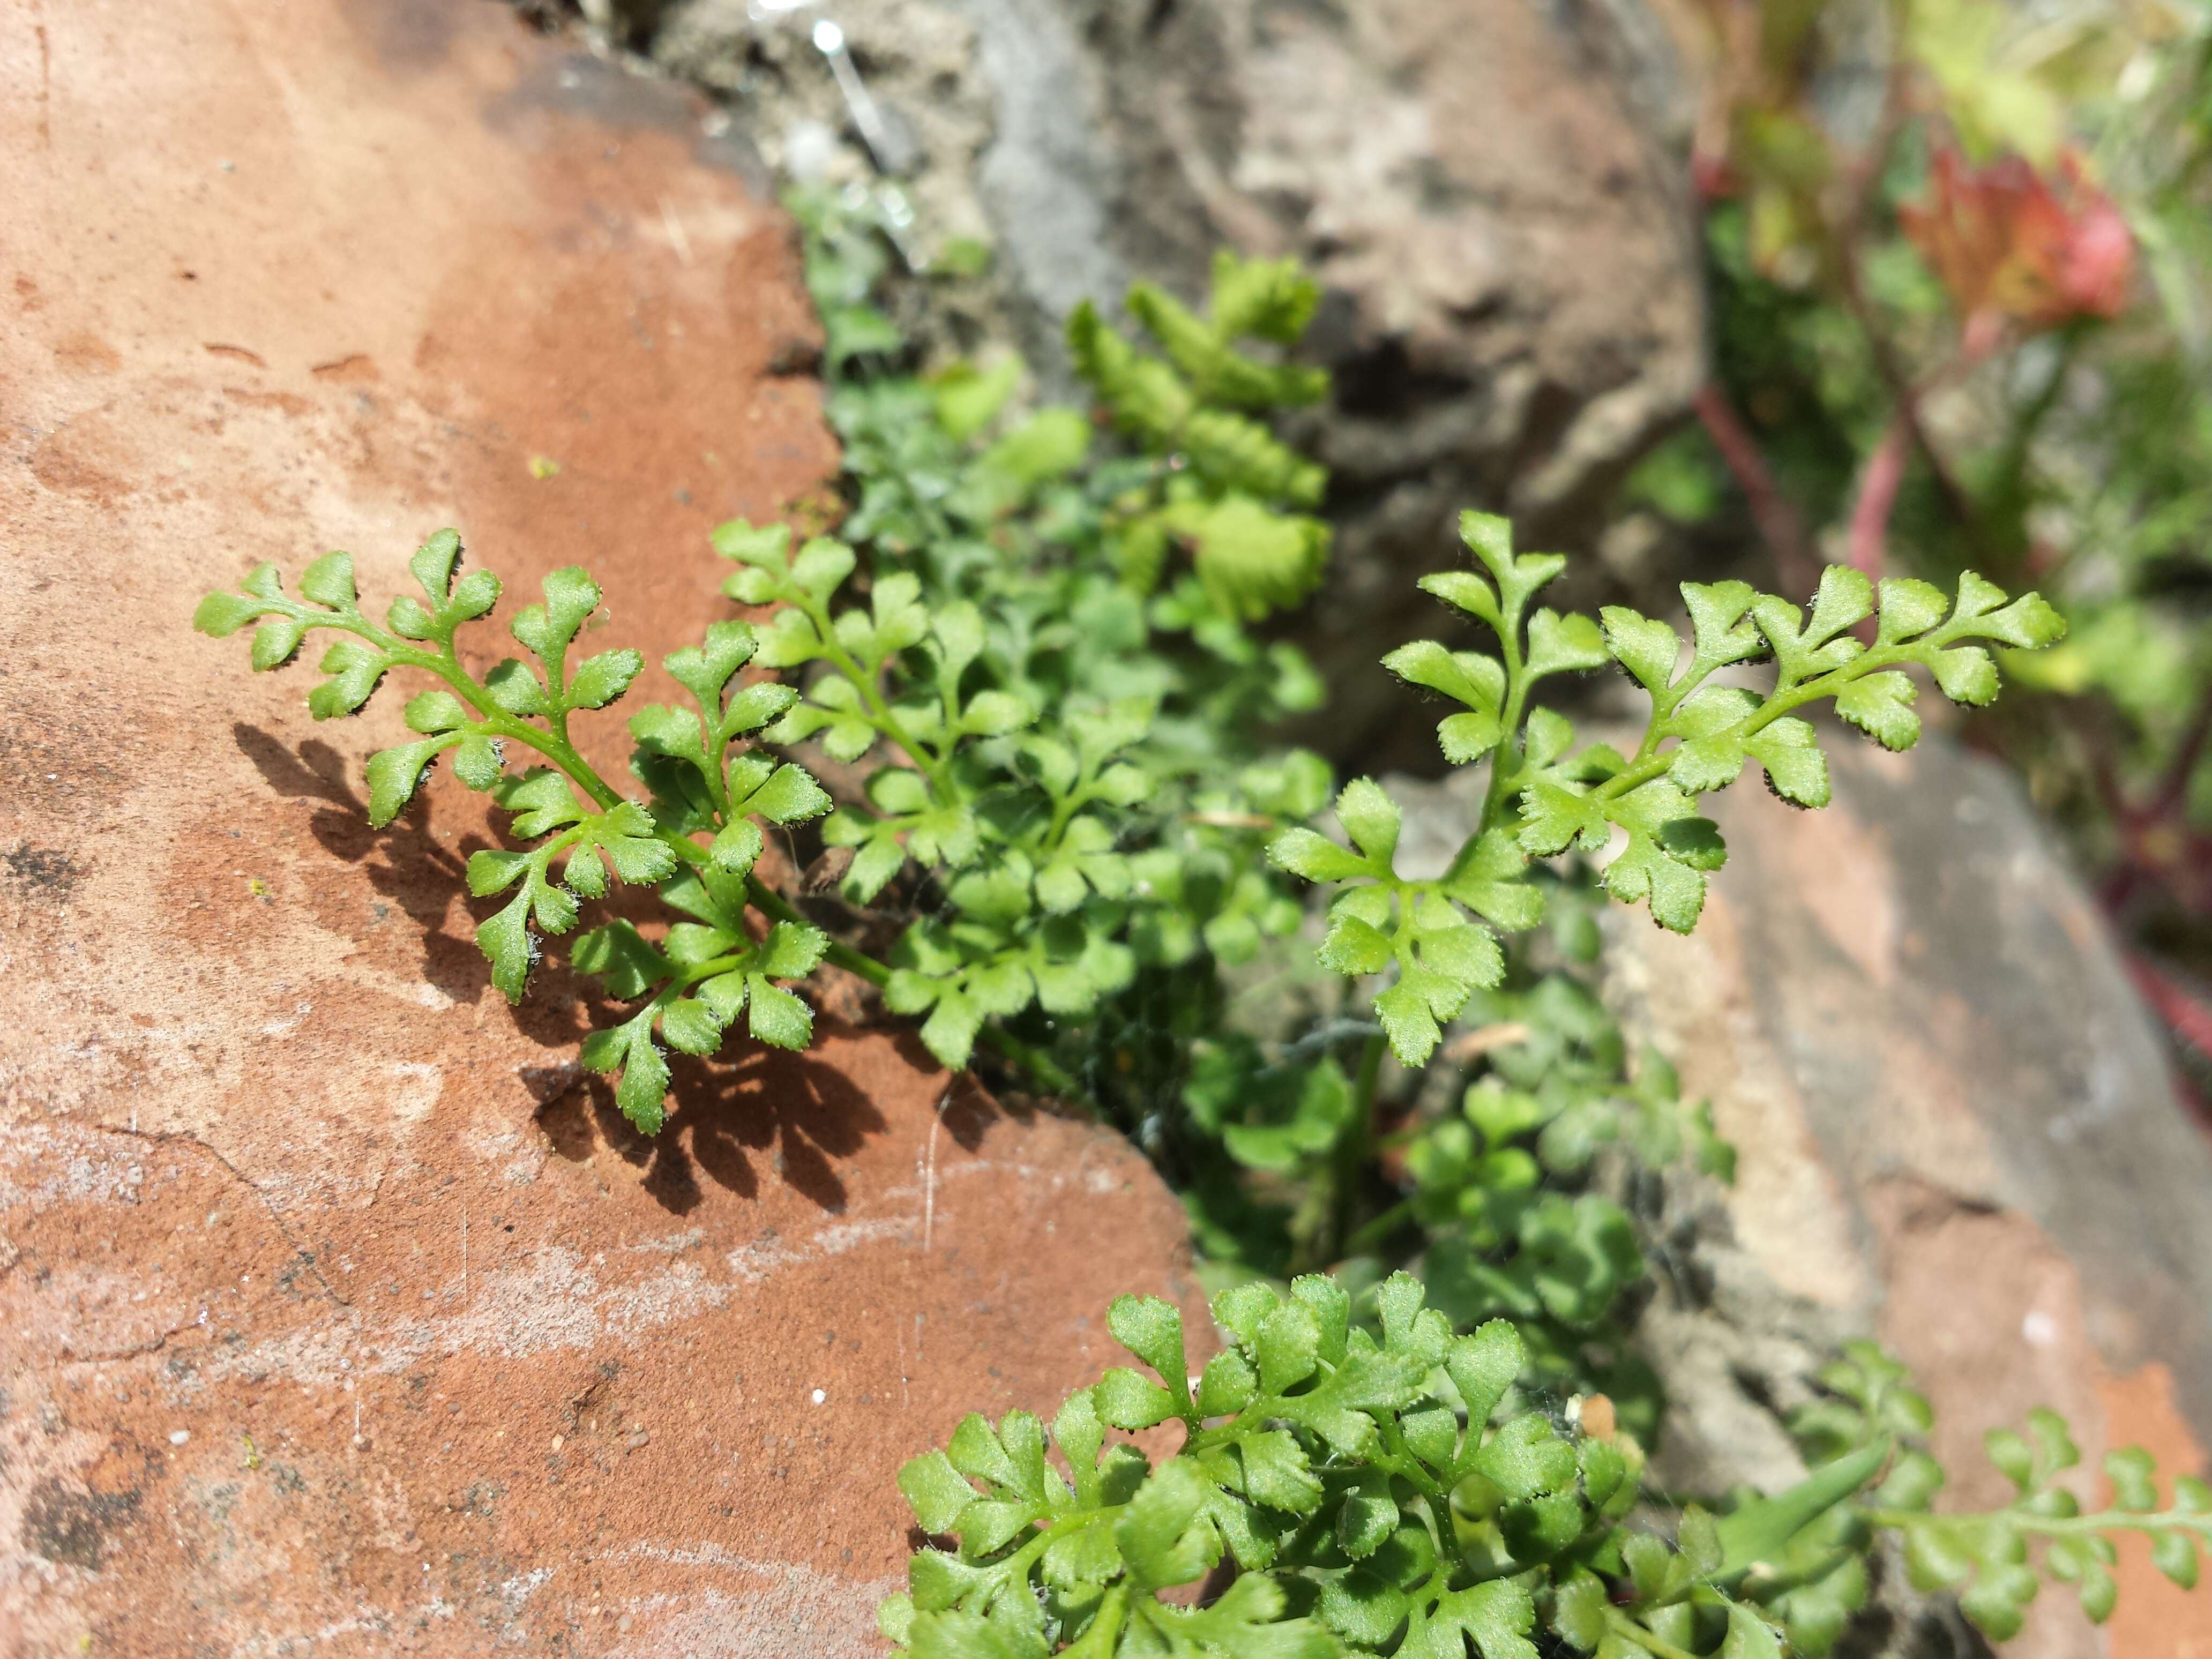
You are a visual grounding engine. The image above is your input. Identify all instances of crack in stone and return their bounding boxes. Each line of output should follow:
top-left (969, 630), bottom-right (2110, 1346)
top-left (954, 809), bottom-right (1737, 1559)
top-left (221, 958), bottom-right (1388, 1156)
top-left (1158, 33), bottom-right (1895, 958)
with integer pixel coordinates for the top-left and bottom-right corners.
top-left (90, 1122), bottom-right (352, 1308)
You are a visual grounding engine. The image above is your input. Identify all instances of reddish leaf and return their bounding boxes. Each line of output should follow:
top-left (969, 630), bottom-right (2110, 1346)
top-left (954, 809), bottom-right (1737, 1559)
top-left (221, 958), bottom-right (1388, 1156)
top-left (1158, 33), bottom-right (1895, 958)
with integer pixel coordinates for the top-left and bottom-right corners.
top-left (1901, 148), bottom-right (2135, 334)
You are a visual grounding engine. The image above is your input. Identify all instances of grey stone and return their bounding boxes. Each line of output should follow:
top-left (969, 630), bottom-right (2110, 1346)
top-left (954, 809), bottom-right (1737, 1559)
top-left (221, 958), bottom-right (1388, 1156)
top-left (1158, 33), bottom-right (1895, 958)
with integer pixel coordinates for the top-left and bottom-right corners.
top-left (591, 0), bottom-right (1708, 754)
top-left (963, 0), bottom-right (1705, 743)
top-left (1386, 732), bottom-right (2212, 1654)
top-left (1389, 736), bottom-right (2212, 1426)
top-left (1611, 734), bottom-right (2211, 1657)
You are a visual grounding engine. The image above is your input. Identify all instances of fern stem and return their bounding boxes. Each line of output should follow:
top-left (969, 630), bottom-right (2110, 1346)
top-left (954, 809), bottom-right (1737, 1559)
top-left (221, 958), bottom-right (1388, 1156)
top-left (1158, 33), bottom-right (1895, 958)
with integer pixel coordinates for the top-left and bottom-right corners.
top-left (975, 1024), bottom-right (1087, 1107)
top-left (1588, 631), bottom-right (1969, 806)
top-left (1604, 1608), bottom-right (1704, 1659)
top-left (745, 876), bottom-right (889, 981)
top-left (1331, 1029), bottom-right (1388, 1263)
top-left (742, 874), bottom-right (1086, 1104)
top-left (344, 622), bottom-right (632, 817)
top-left (1863, 1505), bottom-right (2212, 1542)
top-left (801, 595), bottom-right (951, 787)
top-left (289, 613), bottom-right (624, 817)
top-left (1478, 637), bottom-right (1531, 836)
top-left (1373, 1411), bottom-right (1448, 1508)
top-left (1346, 1196), bottom-right (1415, 1257)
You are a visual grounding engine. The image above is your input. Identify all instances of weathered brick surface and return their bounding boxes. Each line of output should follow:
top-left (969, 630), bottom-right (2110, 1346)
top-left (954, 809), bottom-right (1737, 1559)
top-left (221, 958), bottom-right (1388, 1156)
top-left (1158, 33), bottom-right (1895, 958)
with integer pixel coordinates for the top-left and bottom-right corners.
top-left (0, 5), bottom-right (1200, 1653)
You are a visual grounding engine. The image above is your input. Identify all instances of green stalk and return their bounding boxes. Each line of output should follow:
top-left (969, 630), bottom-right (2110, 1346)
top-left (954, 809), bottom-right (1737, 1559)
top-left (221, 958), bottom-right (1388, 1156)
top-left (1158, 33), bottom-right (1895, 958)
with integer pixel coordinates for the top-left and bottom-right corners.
top-left (1477, 611), bottom-right (1531, 836)
top-left (1331, 1029), bottom-right (1389, 1264)
top-left (1604, 1608), bottom-right (1705, 1659)
top-left (308, 609), bottom-right (1095, 1109)
top-left (1862, 1505), bottom-right (2212, 1543)
top-left (797, 593), bottom-right (951, 790)
top-left (1589, 626), bottom-right (1982, 806)
top-left (1346, 1196), bottom-right (1415, 1257)
top-left (977, 1023), bottom-right (1087, 1107)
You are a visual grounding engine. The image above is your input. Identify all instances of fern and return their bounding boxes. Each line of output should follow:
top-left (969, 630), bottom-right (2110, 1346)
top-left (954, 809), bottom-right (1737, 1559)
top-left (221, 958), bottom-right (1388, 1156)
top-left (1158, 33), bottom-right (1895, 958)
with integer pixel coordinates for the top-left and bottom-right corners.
top-left (192, 538), bottom-right (838, 1132)
top-left (198, 197), bottom-right (1349, 1121)
top-left (707, 193), bottom-right (1347, 1086)
top-left (1270, 512), bottom-right (2066, 1066)
top-left (883, 1277), bottom-right (2209, 1658)
top-left (189, 195), bottom-right (2187, 1657)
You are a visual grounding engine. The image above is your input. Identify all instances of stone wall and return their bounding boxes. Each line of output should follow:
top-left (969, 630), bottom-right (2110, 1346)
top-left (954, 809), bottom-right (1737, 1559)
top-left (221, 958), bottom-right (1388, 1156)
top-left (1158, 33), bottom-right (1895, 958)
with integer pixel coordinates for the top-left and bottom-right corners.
top-left (618, 0), bottom-right (1710, 759)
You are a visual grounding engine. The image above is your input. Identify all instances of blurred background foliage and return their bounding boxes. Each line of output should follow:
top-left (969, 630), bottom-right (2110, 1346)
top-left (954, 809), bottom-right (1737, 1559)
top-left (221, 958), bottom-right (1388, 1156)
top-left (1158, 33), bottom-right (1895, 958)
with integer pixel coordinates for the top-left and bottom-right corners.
top-left (1632, 0), bottom-right (2212, 1091)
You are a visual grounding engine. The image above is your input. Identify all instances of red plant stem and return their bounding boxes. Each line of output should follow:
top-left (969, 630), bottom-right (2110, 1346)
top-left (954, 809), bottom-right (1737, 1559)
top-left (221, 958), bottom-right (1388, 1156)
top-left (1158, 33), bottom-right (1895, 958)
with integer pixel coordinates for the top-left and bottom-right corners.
top-left (2127, 954), bottom-right (2212, 1063)
top-left (1847, 418), bottom-right (1909, 586)
top-left (1693, 382), bottom-right (1820, 595)
top-left (2152, 684), bottom-right (2212, 818)
top-left (1820, 51), bottom-right (1994, 557)
top-left (1842, 283), bottom-right (1984, 549)
top-left (2084, 677), bottom-right (2212, 921)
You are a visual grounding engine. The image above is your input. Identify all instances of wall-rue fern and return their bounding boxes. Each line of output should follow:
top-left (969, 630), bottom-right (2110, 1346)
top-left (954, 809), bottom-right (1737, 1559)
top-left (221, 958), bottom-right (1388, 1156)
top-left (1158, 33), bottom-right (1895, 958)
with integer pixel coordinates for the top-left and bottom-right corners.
top-left (191, 188), bottom-right (2199, 1656)
top-left (881, 1279), bottom-right (2211, 1658)
top-left (195, 539), bottom-right (835, 1133)
top-left (198, 205), bottom-right (1341, 1129)
top-left (1268, 511), bottom-right (2064, 1068)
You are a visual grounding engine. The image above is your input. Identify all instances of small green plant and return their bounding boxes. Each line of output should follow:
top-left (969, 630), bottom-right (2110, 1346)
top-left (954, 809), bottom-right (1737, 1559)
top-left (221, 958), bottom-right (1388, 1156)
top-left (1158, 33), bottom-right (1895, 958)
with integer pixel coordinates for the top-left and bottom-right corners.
top-left (1180, 951), bottom-right (1722, 1443)
top-left (1270, 512), bottom-right (2064, 1067)
top-left (191, 494), bottom-right (2060, 1133)
top-left (881, 1277), bottom-right (2210, 1658)
top-left (193, 189), bottom-right (2189, 1655)
top-left (194, 539), bottom-right (838, 1131)
top-left (198, 214), bottom-right (1340, 1127)
top-left (790, 210), bottom-right (1346, 1130)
